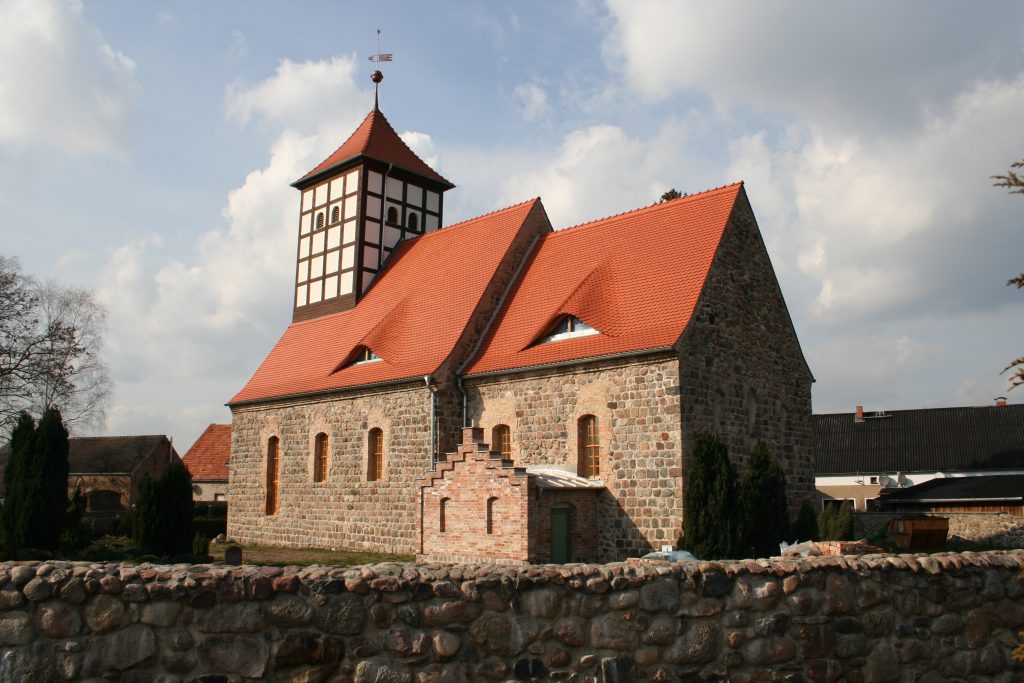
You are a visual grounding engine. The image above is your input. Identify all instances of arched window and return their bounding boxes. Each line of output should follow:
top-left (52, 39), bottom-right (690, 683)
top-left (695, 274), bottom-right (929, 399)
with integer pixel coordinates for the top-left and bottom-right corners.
top-left (492, 424), bottom-right (511, 459)
top-left (386, 206), bottom-right (398, 224)
top-left (266, 436), bottom-right (280, 515)
top-left (330, 206), bottom-right (340, 224)
top-left (577, 415), bottom-right (599, 479)
top-left (440, 497), bottom-right (449, 533)
top-left (407, 212), bottom-right (419, 230)
top-left (316, 212), bottom-right (325, 229)
top-left (367, 428), bottom-right (383, 481)
top-left (313, 432), bottom-right (328, 483)
top-left (486, 497), bottom-right (497, 534)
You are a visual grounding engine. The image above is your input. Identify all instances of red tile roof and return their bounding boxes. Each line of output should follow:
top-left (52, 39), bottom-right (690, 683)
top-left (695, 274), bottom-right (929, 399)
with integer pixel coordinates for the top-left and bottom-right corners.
top-left (465, 183), bottom-right (743, 375)
top-left (231, 200), bottom-right (544, 404)
top-left (182, 424), bottom-right (231, 481)
top-left (295, 108), bottom-right (453, 188)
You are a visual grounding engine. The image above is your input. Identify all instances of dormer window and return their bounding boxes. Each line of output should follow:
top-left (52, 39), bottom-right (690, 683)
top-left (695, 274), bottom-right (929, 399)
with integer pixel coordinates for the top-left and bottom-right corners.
top-left (541, 316), bottom-right (599, 343)
top-left (353, 347), bottom-right (381, 364)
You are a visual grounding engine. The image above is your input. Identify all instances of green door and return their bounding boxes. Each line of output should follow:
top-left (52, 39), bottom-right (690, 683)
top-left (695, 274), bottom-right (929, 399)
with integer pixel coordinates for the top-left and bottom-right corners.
top-left (551, 508), bottom-right (572, 563)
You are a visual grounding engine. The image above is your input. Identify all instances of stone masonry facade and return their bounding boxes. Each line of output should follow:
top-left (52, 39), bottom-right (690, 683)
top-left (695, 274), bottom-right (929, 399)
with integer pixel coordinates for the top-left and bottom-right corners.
top-left (229, 382), bottom-right (437, 554)
top-left (0, 552), bottom-right (1020, 681)
top-left (417, 427), bottom-right (600, 565)
top-left (467, 356), bottom-right (683, 562)
top-left (678, 191), bottom-right (815, 513)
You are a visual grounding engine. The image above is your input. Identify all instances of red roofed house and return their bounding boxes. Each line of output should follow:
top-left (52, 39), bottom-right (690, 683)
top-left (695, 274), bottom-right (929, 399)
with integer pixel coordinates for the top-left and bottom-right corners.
top-left (227, 101), bottom-right (813, 563)
top-left (182, 424), bottom-right (231, 502)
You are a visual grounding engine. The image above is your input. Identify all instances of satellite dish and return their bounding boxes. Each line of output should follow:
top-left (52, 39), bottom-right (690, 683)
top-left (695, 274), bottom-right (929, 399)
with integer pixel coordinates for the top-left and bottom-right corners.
top-left (878, 475), bottom-right (891, 486)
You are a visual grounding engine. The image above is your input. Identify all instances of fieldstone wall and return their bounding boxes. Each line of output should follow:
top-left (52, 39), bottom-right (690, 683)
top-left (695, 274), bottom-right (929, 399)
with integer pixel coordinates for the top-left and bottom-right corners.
top-left (0, 552), bottom-right (1021, 681)
top-left (678, 189), bottom-right (815, 515)
top-left (856, 511), bottom-right (1024, 548)
top-left (229, 382), bottom-right (438, 554)
top-left (467, 355), bottom-right (684, 562)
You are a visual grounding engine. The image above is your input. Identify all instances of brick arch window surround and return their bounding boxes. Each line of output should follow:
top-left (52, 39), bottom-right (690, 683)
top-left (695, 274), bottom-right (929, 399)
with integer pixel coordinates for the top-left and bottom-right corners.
top-left (313, 432), bottom-right (329, 483)
top-left (577, 415), bottom-right (600, 479)
top-left (367, 428), bottom-right (384, 481)
top-left (265, 436), bottom-right (280, 515)
top-left (440, 497), bottom-right (450, 533)
top-left (486, 497), bottom-right (498, 534)
top-left (491, 424), bottom-right (511, 459)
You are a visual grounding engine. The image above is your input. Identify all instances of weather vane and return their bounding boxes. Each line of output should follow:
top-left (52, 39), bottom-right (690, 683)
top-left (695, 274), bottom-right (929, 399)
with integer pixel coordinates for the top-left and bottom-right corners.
top-left (368, 29), bottom-right (393, 110)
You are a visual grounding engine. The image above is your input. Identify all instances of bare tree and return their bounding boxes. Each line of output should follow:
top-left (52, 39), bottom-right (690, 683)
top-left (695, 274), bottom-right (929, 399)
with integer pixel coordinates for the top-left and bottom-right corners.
top-left (0, 257), bottom-right (111, 434)
top-left (994, 161), bottom-right (1024, 389)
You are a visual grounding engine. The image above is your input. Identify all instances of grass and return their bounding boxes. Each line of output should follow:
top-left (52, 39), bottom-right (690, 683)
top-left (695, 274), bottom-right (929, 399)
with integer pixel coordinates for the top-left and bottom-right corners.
top-left (208, 541), bottom-right (413, 567)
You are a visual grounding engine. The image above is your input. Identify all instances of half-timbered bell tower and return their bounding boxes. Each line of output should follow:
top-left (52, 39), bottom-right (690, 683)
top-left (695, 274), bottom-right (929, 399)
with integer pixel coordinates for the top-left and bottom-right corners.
top-left (290, 104), bottom-right (454, 322)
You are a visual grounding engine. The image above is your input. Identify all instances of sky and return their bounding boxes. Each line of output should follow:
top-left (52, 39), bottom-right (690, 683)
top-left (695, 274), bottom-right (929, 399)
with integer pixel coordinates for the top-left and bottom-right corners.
top-left (2, 0), bottom-right (1023, 451)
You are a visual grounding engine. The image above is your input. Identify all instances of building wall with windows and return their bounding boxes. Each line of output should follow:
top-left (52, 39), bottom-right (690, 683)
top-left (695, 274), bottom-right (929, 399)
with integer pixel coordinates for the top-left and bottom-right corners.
top-left (466, 355), bottom-right (682, 561)
top-left (227, 382), bottom-right (441, 553)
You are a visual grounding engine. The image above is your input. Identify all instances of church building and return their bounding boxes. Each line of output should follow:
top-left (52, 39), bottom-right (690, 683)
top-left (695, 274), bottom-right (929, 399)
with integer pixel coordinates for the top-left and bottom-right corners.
top-left (227, 97), bottom-right (813, 563)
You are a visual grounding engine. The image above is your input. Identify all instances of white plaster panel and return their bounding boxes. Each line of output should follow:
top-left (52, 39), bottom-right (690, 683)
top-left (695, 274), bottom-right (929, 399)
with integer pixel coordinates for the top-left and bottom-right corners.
top-left (426, 191), bottom-right (439, 212)
top-left (325, 250), bottom-right (340, 274)
top-left (311, 232), bottom-right (325, 254)
top-left (297, 259), bottom-right (309, 283)
top-left (296, 284), bottom-right (307, 306)
top-left (315, 183), bottom-right (328, 207)
top-left (362, 270), bottom-right (375, 290)
top-left (309, 282), bottom-right (322, 304)
top-left (310, 255), bottom-right (324, 279)
top-left (324, 275), bottom-right (338, 299)
top-left (363, 246), bottom-right (379, 270)
top-left (329, 178), bottom-right (343, 200)
top-left (343, 221), bottom-right (356, 245)
top-left (345, 169), bottom-right (360, 195)
top-left (339, 270), bottom-right (353, 295)
top-left (406, 184), bottom-right (423, 207)
top-left (426, 214), bottom-right (439, 232)
top-left (367, 170), bottom-right (383, 194)
top-left (365, 220), bottom-right (380, 244)
top-left (366, 195), bottom-right (381, 219)
top-left (300, 213), bottom-right (312, 235)
top-left (326, 227), bottom-right (340, 250)
top-left (345, 197), bottom-right (358, 220)
top-left (386, 177), bottom-right (403, 200)
top-left (298, 236), bottom-right (310, 257)
top-left (302, 190), bottom-right (314, 212)
top-left (384, 225), bottom-right (402, 248)
top-left (341, 245), bottom-right (355, 270)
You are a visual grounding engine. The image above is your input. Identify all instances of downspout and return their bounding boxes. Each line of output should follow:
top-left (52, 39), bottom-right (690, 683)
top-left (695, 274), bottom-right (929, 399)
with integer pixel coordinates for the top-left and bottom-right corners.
top-left (425, 375), bottom-right (437, 470)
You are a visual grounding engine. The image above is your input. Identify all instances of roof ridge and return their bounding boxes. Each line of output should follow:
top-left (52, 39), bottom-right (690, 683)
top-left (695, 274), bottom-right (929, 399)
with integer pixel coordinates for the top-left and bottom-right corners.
top-left (548, 182), bottom-right (743, 237)
top-left (72, 434), bottom-right (169, 440)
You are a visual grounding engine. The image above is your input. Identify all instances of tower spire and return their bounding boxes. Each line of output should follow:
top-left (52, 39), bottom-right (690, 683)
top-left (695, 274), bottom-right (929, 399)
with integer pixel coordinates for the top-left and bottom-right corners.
top-left (368, 29), bottom-right (393, 111)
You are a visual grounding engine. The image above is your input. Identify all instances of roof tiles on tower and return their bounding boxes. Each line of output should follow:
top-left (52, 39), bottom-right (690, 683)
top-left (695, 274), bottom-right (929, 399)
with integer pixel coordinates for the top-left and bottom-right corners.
top-left (230, 199), bottom-right (544, 404)
top-left (464, 183), bottom-right (744, 375)
top-left (295, 108), bottom-right (452, 188)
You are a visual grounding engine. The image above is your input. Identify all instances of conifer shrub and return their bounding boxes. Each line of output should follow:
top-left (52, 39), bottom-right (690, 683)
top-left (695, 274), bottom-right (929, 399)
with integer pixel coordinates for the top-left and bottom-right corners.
top-left (791, 498), bottom-right (818, 542)
top-left (683, 429), bottom-right (741, 559)
top-left (817, 500), bottom-right (855, 541)
top-left (30, 408), bottom-right (70, 551)
top-left (739, 440), bottom-right (789, 558)
top-left (1, 413), bottom-right (35, 554)
top-left (133, 461), bottom-right (194, 557)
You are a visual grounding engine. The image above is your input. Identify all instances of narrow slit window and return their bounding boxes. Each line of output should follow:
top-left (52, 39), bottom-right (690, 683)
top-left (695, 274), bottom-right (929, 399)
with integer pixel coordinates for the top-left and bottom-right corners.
top-left (331, 206), bottom-right (340, 224)
top-left (577, 415), bottom-right (600, 479)
top-left (265, 436), bottom-right (280, 515)
top-left (440, 497), bottom-right (449, 533)
top-left (407, 212), bottom-right (419, 230)
top-left (316, 212), bottom-right (325, 230)
top-left (486, 497), bottom-right (497, 534)
top-left (313, 432), bottom-right (328, 483)
top-left (387, 206), bottom-right (398, 224)
top-left (367, 428), bottom-right (383, 481)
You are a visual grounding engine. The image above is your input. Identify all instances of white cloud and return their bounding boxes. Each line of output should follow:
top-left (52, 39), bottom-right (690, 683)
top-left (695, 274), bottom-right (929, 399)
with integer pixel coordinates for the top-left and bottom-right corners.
top-left (513, 82), bottom-right (549, 122)
top-left (0, 0), bottom-right (140, 156)
top-left (227, 29), bottom-right (247, 61)
top-left (399, 131), bottom-right (439, 170)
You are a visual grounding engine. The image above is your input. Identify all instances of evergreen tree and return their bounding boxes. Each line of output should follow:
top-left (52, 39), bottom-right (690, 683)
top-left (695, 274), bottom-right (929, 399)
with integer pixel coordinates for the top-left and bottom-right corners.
top-left (133, 461), bottom-right (194, 556)
top-left (791, 498), bottom-right (818, 542)
top-left (817, 503), bottom-right (836, 540)
top-left (834, 500), bottom-right (854, 541)
top-left (27, 408), bottom-right (69, 551)
top-left (1, 413), bottom-right (35, 554)
top-left (739, 440), bottom-right (789, 558)
top-left (683, 429), bottom-right (741, 559)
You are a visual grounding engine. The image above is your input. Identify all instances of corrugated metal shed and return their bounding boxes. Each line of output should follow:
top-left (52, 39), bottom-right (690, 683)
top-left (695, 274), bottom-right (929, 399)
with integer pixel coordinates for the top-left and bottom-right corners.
top-left (813, 405), bottom-right (1024, 475)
